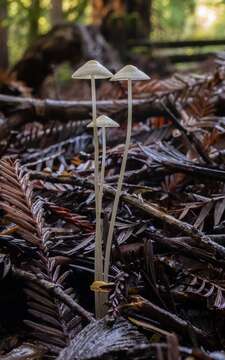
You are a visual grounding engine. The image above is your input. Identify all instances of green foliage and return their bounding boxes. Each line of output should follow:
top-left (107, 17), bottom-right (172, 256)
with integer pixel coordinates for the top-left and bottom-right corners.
top-left (6, 0), bottom-right (91, 65)
top-left (152, 0), bottom-right (225, 41)
top-left (152, 0), bottom-right (196, 40)
top-left (3, 0), bottom-right (225, 65)
top-left (8, 0), bottom-right (51, 64)
top-left (65, 0), bottom-right (89, 22)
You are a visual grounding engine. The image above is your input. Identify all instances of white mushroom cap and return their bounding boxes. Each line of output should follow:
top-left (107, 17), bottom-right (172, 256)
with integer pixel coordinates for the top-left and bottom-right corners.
top-left (72, 60), bottom-right (113, 80)
top-left (87, 115), bottom-right (120, 128)
top-left (110, 65), bottom-right (150, 81)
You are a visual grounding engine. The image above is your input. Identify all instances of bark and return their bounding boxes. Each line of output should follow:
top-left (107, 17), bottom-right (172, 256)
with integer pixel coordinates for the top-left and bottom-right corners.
top-left (0, 0), bottom-right (8, 70)
top-left (92, 0), bottom-right (124, 24)
top-left (0, 94), bottom-right (166, 140)
top-left (1, 91), bottom-right (225, 142)
top-left (11, 24), bottom-right (121, 91)
top-left (93, 0), bottom-right (151, 51)
top-left (126, 0), bottom-right (151, 37)
top-left (51, 0), bottom-right (64, 25)
top-left (28, 0), bottom-right (41, 45)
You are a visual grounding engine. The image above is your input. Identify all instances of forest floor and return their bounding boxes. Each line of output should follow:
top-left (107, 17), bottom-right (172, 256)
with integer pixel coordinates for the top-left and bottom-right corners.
top-left (1, 45), bottom-right (225, 360)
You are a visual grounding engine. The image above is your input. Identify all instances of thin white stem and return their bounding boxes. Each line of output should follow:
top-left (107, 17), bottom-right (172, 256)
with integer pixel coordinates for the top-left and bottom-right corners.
top-left (91, 76), bottom-right (103, 318)
top-left (104, 79), bottom-right (133, 282)
top-left (99, 127), bottom-right (106, 209)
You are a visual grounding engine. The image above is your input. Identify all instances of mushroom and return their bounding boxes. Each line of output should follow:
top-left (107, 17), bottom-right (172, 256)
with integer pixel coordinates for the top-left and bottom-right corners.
top-left (87, 115), bottom-right (119, 208)
top-left (72, 60), bottom-right (113, 318)
top-left (104, 65), bottom-right (150, 282)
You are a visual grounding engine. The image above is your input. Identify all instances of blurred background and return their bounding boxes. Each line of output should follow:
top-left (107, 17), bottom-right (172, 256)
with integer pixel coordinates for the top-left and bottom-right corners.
top-left (0, 0), bottom-right (225, 97)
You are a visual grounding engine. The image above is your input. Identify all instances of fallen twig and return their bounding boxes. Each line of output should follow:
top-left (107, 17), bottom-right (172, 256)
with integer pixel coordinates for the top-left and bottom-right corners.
top-left (30, 172), bottom-right (225, 261)
top-left (12, 266), bottom-right (95, 323)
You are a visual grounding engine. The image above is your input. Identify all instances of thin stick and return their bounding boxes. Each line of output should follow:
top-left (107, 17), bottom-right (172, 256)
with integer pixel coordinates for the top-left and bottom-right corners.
top-left (160, 100), bottom-right (213, 165)
top-left (91, 77), bottom-right (103, 318)
top-left (31, 172), bottom-right (225, 261)
top-left (12, 266), bottom-right (94, 322)
top-left (104, 79), bottom-right (133, 282)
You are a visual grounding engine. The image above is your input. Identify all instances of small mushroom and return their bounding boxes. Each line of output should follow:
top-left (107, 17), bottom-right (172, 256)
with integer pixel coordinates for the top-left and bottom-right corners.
top-left (72, 61), bottom-right (113, 318)
top-left (72, 60), bottom-right (113, 80)
top-left (104, 65), bottom-right (150, 282)
top-left (87, 115), bottom-right (119, 207)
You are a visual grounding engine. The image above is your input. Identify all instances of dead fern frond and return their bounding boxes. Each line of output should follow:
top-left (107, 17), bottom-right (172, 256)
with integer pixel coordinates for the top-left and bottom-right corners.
top-left (0, 158), bottom-right (84, 355)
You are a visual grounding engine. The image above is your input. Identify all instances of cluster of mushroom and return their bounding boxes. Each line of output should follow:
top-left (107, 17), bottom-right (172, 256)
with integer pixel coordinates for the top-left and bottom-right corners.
top-left (72, 60), bottom-right (150, 318)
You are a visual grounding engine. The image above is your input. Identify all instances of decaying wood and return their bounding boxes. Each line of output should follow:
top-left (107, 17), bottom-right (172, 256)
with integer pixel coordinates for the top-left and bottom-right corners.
top-left (0, 94), bottom-right (164, 140)
top-left (1, 93), bottom-right (225, 142)
top-left (11, 23), bottom-right (121, 91)
top-left (1, 60), bottom-right (225, 141)
top-left (0, 93), bottom-right (158, 119)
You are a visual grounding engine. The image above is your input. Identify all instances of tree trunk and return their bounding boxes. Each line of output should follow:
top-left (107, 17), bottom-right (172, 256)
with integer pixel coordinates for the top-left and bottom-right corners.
top-left (28, 0), bottom-right (41, 45)
top-left (51, 0), bottom-right (64, 26)
top-left (126, 0), bottom-right (152, 37)
top-left (92, 0), bottom-right (124, 25)
top-left (92, 0), bottom-right (151, 55)
top-left (0, 0), bottom-right (9, 70)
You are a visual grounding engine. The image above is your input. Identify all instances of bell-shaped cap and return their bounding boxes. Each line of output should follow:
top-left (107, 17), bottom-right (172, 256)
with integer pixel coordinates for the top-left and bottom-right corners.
top-left (72, 60), bottom-right (113, 80)
top-left (87, 115), bottom-right (119, 128)
top-left (111, 65), bottom-right (150, 81)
